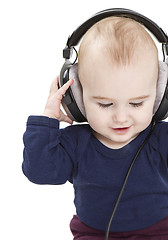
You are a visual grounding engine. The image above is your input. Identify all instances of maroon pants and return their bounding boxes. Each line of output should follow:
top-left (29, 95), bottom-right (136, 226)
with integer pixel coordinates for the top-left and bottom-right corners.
top-left (70, 215), bottom-right (168, 240)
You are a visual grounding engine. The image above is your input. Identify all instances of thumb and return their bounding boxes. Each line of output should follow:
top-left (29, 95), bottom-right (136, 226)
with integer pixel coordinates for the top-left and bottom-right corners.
top-left (59, 111), bottom-right (73, 124)
top-left (63, 115), bottom-right (74, 125)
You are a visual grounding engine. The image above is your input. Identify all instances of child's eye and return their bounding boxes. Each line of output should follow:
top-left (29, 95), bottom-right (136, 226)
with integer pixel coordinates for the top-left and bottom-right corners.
top-left (130, 102), bottom-right (143, 107)
top-left (98, 103), bottom-right (113, 108)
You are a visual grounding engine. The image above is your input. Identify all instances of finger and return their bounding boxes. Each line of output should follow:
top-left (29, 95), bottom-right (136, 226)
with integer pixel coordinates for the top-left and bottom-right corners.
top-left (56, 79), bottom-right (73, 100)
top-left (57, 79), bottom-right (74, 97)
top-left (56, 76), bottom-right (60, 88)
top-left (49, 76), bottom-right (59, 93)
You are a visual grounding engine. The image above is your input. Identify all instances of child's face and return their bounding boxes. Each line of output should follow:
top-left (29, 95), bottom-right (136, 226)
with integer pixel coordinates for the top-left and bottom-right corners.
top-left (79, 49), bottom-right (158, 149)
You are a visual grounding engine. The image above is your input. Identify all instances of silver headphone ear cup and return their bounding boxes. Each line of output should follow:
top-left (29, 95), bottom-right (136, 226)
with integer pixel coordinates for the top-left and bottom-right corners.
top-left (153, 61), bottom-right (168, 115)
top-left (69, 63), bottom-right (86, 118)
top-left (153, 60), bottom-right (168, 121)
top-left (59, 61), bottom-right (87, 122)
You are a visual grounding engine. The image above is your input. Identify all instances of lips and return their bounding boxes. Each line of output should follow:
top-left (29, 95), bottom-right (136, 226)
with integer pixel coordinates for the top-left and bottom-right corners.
top-left (112, 126), bottom-right (130, 134)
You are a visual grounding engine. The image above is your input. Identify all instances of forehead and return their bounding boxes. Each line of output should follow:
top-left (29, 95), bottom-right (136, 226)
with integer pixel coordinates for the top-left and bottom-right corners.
top-left (81, 55), bottom-right (158, 99)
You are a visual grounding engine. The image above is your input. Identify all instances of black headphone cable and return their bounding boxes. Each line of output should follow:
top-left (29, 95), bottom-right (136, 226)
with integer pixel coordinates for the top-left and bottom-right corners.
top-left (105, 120), bottom-right (156, 240)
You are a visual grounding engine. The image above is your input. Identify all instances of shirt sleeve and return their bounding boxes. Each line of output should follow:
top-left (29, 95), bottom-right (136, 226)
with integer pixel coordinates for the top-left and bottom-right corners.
top-left (22, 116), bottom-right (76, 185)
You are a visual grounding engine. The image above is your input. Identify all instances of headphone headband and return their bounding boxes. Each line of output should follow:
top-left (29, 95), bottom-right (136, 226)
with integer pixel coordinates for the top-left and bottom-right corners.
top-left (64, 8), bottom-right (168, 58)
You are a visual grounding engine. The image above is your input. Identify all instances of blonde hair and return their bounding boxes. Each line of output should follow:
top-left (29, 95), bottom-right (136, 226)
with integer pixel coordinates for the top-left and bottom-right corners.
top-left (78, 16), bottom-right (158, 66)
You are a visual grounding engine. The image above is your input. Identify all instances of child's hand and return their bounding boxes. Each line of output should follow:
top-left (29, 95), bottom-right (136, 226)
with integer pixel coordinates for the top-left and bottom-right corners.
top-left (42, 76), bottom-right (74, 124)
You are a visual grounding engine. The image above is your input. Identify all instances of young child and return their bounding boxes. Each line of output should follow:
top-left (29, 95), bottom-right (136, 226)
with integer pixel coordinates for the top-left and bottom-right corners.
top-left (22, 16), bottom-right (168, 239)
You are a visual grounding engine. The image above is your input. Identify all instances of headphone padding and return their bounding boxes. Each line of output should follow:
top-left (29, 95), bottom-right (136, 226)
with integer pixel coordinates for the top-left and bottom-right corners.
top-left (69, 63), bottom-right (86, 118)
top-left (153, 61), bottom-right (168, 115)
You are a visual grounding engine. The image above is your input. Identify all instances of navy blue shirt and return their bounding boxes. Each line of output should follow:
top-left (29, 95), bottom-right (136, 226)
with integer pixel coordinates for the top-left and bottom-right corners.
top-left (22, 116), bottom-right (168, 232)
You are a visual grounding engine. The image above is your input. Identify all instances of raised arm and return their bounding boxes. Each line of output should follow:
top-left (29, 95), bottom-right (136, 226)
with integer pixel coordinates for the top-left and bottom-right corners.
top-left (22, 77), bottom-right (76, 185)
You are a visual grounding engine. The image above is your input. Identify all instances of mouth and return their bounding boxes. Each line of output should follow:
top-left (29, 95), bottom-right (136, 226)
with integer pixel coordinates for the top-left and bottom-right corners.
top-left (112, 126), bottom-right (131, 134)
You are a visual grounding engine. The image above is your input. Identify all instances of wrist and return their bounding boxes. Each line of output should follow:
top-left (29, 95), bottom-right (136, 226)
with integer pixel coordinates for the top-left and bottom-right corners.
top-left (42, 110), bottom-right (57, 119)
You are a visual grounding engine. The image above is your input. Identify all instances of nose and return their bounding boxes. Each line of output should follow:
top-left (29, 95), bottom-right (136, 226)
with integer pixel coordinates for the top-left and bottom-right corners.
top-left (113, 107), bottom-right (129, 124)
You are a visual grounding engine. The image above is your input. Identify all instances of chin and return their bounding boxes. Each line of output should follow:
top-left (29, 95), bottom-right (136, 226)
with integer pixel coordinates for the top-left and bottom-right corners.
top-left (110, 131), bottom-right (138, 146)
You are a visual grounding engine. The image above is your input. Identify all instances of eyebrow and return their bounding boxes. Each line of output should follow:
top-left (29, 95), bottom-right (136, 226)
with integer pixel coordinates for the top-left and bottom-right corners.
top-left (129, 95), bottom-right (150, 101)
top-left (92, 95), bottom-right (150, 101)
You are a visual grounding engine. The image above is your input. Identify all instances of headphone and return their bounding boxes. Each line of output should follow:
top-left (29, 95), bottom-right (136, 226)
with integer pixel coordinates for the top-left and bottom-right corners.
top-left (59, 8), bottom-right (168, 123)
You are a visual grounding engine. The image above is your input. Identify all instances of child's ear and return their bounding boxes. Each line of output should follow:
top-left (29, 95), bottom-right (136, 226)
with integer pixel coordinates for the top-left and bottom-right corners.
top-left (69, 63), bottom-right (87, 120)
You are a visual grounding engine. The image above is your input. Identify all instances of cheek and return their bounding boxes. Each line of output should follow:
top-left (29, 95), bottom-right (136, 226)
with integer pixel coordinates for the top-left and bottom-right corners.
top-left (133, 105), bottom-right (154, 127)
top-left (84, 104), bottom-right (107, 127)
top-left (136, 112), bottom-right (153, 125)
top-left (86, 108), bottom-right (103, 125)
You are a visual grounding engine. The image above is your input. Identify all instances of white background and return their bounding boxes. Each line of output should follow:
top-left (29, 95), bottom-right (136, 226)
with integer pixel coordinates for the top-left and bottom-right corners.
top-left (0, 0), bottom-right (167, 239)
